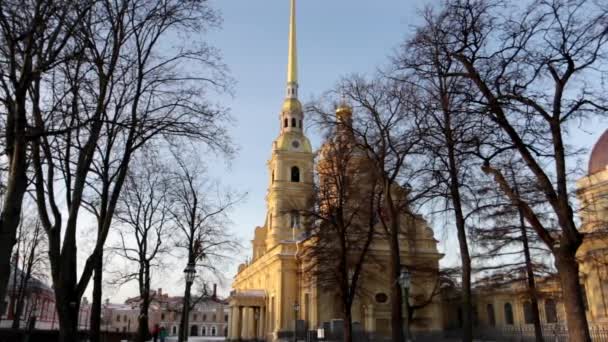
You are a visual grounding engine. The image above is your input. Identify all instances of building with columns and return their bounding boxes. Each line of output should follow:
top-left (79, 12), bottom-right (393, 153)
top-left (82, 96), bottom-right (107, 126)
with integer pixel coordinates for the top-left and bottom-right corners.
top-left (227, 0), bottom-right (444, 340)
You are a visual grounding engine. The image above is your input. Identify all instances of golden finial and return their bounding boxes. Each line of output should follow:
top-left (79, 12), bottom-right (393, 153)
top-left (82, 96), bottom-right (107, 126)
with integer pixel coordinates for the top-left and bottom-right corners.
top-left (336, 93), bottom-right (353, 119)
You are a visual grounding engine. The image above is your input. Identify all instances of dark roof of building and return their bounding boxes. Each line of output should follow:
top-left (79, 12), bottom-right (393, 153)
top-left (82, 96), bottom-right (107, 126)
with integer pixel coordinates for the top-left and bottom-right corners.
top-left (589, 129), bottom-right (608, 175)
top-left (7, 265), bottom-right (52, 293)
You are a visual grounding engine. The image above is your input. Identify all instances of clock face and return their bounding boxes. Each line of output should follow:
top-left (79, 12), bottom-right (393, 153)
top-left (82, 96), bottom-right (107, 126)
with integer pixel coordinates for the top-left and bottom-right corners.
top-left (291, 140), bottom-right (300, 149)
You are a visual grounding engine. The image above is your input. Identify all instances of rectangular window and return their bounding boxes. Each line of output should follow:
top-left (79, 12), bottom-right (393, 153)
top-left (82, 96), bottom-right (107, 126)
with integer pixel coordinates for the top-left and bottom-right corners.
top-left (523, 302), bottom-right (534, 324)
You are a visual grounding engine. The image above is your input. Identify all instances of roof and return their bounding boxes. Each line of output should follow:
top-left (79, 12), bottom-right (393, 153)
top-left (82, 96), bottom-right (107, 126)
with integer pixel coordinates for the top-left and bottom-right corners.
top-left (589, 129), bottom-right (608, 175)
top-left (7, 265), bottom-right (52, 293)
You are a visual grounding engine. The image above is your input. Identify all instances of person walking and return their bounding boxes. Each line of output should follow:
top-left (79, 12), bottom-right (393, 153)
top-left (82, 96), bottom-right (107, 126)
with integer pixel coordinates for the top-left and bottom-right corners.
top-left (152, 324), bottom-right (160, 342)
top-left (160, 327), bottom-right (168, 342)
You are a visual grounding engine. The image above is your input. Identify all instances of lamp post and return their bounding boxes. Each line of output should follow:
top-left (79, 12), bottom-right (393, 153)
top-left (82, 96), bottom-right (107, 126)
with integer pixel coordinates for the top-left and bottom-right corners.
top-left (398, 267), bottom-right (412, 342)
top-left (182, 263), bottom-right (197, 342)
top-left (293, 303), bottom-right (300, 342)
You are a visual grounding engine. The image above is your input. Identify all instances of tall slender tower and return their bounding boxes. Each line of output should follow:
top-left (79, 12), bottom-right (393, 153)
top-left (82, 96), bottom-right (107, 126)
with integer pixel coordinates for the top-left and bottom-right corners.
top-left (265, 0), bottom-right (314, 249)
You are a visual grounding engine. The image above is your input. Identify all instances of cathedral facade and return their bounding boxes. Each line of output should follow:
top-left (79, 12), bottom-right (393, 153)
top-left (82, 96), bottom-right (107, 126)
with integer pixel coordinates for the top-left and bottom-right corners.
top-left (226, 1), bottom-right (443, 341)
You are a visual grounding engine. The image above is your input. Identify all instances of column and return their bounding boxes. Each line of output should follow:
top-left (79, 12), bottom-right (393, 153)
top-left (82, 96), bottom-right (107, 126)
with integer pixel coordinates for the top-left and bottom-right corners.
top-left (240, 307), bottom-right (248, 340)
top-left (258, 307), bottom-right (265, 340)
top-left (364, 305), bottom-right (375, 335)
top-left (227, 306), bottom-right (234, 340)
top-left (247, 307), bottom-right (256, 340)
top-left (238, 306), bottom-right (243, 341)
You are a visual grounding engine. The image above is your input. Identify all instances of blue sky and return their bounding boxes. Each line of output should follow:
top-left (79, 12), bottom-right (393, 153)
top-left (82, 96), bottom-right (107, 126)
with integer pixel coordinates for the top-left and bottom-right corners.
top-left (106, 0), bottom-right (606, 301)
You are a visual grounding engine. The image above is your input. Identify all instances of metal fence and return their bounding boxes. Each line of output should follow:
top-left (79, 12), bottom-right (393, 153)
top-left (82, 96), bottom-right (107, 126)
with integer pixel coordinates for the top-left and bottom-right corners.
top-left (444, 324), bottom-right (608, 342)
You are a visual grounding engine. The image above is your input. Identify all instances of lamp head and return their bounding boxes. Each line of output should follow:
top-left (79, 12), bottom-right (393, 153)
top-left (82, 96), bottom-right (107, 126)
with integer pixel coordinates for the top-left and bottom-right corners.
top-left (399, 267), bottom-right (411, 289)
top-left (184, 263), bottom-right (197, 283)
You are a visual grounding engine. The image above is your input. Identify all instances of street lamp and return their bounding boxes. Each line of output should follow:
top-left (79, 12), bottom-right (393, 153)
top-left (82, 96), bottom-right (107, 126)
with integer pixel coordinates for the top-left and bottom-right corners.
top-left (293, 303), bottom-right (300, 342)
top-left (184, 263), bottom-right (197, 283)
top-left (182, 263), bottom-right (197, 342)
top-left (398, 267), bottom-right (411, 342)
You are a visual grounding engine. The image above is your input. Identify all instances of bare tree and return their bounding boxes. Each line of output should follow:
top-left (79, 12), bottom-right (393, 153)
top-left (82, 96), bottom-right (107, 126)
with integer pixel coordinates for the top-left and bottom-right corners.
top-left (28, 1), bottom-right (231, 341)
top-left (421, 0), bottom-right (608, 340)
top-left (316, 76), bottom-right (431, 342)
top-left (170, 156), bottom-right (241, 342)
top-left (472, 159), bottom-right (555, 341)
top-left (111, 154), bottom-right (174, 342)
top-left (391, 16), bottom-right (488, 340)
top-left (301, 106), bottom-right (380, 342)
top-left (8, 213), bottom-right (48, 329)
top-left (0, 0), bottom-right (92, 309)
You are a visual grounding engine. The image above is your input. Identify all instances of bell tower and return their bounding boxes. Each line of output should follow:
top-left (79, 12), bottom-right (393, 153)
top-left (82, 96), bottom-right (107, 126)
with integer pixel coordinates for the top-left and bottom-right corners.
top-left (265, 0), bottom-right (314, 249)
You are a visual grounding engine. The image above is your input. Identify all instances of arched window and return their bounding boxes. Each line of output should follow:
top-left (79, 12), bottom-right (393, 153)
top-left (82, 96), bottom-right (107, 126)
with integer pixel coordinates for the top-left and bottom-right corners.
top-left (284, 118), bottom-right (288, 128)
top-left (211, 326), bottom-right (217, 336)
top-left (523, 301), bottom-right (533, 324)
top-left (291, 166), bottom-right (300, 182)
top-left (202, 314), bottom-right (207, 322)
top-left (202, 326), bottom-right (207, 336)
top-left (299, 119), bottom-right (303, 128)
top-left (504, 303), bottom-right (514, 325)
top-left (193, 314), bottom-right (198, 321)
top-left (291, 211), bottom-right (300, 229)
top-left (213, 314), bottom-right (216, 321)
top-left (190, 325), bottom-right (198, 336)
top-left (545, 299), bottom-right (557, 323)
top-left (487, 303), bottom-right (496, 326)
top-left (292, 118), bottom-right (296, 127)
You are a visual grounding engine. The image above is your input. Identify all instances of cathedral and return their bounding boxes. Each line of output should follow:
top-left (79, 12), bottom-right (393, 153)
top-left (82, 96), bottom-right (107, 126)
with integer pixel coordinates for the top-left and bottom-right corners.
top-left (226, 1), bottom-right (443, 340)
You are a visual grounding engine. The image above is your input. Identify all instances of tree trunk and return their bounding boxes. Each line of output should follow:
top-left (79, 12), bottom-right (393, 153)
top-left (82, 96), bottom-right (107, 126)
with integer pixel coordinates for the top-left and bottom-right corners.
top-left (137, 264), bottom-right (151, 342)
top-left (137, 297), bottom-right (150, 342)
top-left (0, 141), bottom-right (29, 307)
top-left (54, 234), bottom-right (80, 342)
top-left (343, 308), bottom-right (353, 342)
top-left (385, 187), bottom-right (404, 342)
top-left (459, 246), bottom-right (473, 342)
top-left (448, 171), bottom-right (472, 342)
top-left (389, 228), bottom-right (404, 342)
top-left (519, 209), bottom-right (543, 342)
top-left (179, 280), bottom-right (192, 342)
top-left (555, 250), bottom-right (591, 342)
top-left (90, 251), bottom-right (103, 342)
top-left (56, 294), bottom-right (80, 342)
top-left (11, 284), bottom-right (26, 329)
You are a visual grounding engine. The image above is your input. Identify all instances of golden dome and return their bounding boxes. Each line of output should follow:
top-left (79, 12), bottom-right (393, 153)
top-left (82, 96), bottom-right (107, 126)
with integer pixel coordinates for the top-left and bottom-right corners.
top-left (336, 104), bottom-right (352, 119)
top-left (282, 98), bottom-right (302, 112)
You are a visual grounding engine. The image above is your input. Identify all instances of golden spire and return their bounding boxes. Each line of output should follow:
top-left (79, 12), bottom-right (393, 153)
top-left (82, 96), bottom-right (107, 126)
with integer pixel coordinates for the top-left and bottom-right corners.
top-left (287, 0), bottom-right (297, 86)
top-left (282, 0), bottom-right (301, 113)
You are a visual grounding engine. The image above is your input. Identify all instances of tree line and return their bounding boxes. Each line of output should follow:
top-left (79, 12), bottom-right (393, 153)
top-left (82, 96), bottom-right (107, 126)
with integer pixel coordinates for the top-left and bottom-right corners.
top-left (304, 1), bottom-right (607, 342)
top-left (0, 1), bottom-right (239, 342)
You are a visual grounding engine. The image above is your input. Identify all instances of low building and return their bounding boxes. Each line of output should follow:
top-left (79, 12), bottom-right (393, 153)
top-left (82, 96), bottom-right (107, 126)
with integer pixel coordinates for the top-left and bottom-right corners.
top-left (1, 266), bottom-right (90, 331)
top-left (113, 286), bottom-right (230, 338)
